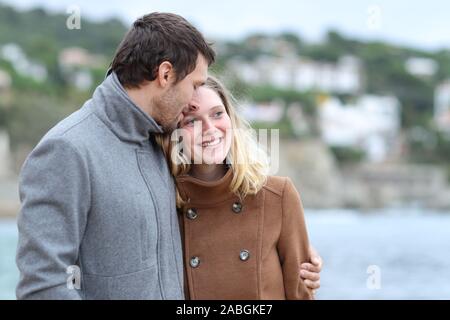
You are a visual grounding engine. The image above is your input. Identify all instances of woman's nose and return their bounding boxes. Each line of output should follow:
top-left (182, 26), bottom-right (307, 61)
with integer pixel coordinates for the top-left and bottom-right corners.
top-left (202, 118), bottom-right (215, 132)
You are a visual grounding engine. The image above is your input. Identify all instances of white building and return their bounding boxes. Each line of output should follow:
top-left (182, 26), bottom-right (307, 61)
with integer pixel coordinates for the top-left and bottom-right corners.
top-left (240, 100), bottom-right (284, 123)
top-left (58, 47), bottom-right (105, 69)
top-left (405, 57), bottom-right (438, 78)
top-left (58, 47), bottom-right (105, 91)
top-left (229, 54), bottom-right (362, 94)
top-left (434, 80), bottom-right (450, 131)
top-left (286, 103), bottom-right (310, 136)
top-left (319, 94), bottom-right (401, 162)
top-left (0, 43), bottom-right (47, 82)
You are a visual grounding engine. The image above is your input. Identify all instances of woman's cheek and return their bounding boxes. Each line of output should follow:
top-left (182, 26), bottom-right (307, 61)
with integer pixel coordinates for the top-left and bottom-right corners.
top-left (224, 133), bottom-right (233, 157)
top-left (222, 118), bottom-right (233, 154)
top-left (180, 128), bottom-right (195, 160)
top-left (193, 133), bottom-right (205, 161)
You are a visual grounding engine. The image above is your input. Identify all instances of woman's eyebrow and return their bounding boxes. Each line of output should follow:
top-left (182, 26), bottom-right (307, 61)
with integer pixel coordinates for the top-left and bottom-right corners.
top-left (187, 105), bottom-right (224, 114)
top-left (210, 105), bottom-right (225, 111)
top-left (184, 105), bottom-right (225, 118)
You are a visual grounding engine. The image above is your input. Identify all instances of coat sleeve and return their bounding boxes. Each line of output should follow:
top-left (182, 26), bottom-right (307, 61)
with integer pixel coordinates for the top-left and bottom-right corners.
top-left (16, 137), bottom-right (90, 300)
top-left (277, 177), bottom-right (313, 300)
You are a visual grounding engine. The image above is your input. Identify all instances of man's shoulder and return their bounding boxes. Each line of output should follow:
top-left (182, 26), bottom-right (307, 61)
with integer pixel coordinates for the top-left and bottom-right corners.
top-left (39, 100), bottom-right (111, 153)
top-left (45, 104), bottom-right (94, 139)
top-left (21, 104), bottom-right (100, 168)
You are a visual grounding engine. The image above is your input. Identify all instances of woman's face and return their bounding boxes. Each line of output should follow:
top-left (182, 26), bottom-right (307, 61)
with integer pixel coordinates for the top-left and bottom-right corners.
top-left (178, 86), bottom-right (232, 165)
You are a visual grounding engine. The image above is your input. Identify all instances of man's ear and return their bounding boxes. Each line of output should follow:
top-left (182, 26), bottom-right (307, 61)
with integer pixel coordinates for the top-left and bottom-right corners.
top-left (157, 61), bottom-right (174, 88)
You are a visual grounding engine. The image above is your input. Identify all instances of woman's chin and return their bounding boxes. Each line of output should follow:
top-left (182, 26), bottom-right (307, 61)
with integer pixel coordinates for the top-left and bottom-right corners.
top-left (200, 154), bottom-right (227, 165)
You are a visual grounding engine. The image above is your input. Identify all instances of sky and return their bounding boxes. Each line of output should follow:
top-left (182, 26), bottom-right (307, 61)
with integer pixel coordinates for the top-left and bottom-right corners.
top-left (2, 0), bottom-right (450, 51)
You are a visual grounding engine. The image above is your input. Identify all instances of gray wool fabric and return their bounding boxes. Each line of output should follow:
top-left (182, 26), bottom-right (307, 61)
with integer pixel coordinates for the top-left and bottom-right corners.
top-left (15, 72), bottom-right (184, 300)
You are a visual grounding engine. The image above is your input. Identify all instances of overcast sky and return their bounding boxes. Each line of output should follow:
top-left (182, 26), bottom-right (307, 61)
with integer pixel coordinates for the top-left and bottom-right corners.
top-left (2, 0), bottom-right (450, 51)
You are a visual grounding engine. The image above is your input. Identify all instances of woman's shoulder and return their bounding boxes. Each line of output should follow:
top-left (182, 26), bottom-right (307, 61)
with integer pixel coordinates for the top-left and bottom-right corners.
top-left (262, 175), bottom-right (297, 198)
top-left (259, 176), bottom-right (303, 215)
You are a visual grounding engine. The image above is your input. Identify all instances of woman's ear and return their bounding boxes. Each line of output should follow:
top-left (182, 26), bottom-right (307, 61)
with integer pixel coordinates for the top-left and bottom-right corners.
top-left (157, 61), bottom-right (174, 88)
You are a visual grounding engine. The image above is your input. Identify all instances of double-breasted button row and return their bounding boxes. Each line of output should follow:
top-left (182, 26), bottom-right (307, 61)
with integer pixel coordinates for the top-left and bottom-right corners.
top-left (185, 202), bottom-right (243, 220)
top-left (189, 249), bottom-right (250, 268)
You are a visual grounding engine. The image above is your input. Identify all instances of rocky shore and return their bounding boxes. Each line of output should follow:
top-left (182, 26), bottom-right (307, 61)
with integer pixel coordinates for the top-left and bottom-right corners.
top-left (278, 139), bottom-right (450, 210)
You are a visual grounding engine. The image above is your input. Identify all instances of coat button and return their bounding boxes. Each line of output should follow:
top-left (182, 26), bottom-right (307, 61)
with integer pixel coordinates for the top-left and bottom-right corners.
top-left (190, 256), bottom-right (200, 268)
top-left (186, 208), bottom-right (198, 220)
top-left (239, 250), bottom-right (250, 261)
top-left (232, 202), bottom-right (243, 213)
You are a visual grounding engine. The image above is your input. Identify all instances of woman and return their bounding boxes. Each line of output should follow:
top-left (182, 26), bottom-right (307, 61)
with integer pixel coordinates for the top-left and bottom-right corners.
top-left (157, 76), bottom-right (317, 300)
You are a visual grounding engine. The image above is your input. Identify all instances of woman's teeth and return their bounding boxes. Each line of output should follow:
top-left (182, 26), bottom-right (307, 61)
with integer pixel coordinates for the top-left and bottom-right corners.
top-left (202, 137), bottom-right (222, 148)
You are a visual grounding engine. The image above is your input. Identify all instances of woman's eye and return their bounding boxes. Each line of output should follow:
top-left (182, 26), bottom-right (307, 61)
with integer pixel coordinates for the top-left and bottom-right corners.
top-left (213, 111), bottom-right (223, 118)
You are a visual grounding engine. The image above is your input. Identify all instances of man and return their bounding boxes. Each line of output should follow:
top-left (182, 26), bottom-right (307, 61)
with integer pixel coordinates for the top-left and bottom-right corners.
top-left (16, 12), bottom-right (321, 299)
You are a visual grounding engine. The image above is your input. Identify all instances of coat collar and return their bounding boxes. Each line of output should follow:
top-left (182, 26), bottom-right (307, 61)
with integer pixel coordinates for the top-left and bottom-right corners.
top-left (176, 167), bottom-right (237, 206)
top-left (91, 72), bottom-right (163, 144)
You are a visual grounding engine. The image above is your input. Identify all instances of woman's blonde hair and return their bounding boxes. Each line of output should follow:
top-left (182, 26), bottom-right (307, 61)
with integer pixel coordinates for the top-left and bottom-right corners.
top-left (155, 75), bottom-right (269, 208)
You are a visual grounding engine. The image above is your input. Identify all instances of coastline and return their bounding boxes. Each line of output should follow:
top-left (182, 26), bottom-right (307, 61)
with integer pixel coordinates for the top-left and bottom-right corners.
top-left (2, 139), bottom-right (450, 216)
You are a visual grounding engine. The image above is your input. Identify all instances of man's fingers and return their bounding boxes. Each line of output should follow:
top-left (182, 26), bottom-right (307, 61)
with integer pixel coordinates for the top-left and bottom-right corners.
top-left (300, 270), bottom-right (320, 281)
top-left (301, 263), bottom-right (321, 273)
top-left (304, 279), bottom-right (320, 290)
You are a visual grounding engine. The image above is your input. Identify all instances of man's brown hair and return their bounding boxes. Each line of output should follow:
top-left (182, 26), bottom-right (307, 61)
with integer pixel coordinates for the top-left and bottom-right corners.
top-left (110, 12), bottom-right (215, 88)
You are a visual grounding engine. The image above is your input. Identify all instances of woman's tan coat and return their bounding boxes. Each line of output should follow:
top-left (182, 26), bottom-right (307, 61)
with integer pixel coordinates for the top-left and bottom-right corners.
top-left (176, 169), bottom-right (313, 300)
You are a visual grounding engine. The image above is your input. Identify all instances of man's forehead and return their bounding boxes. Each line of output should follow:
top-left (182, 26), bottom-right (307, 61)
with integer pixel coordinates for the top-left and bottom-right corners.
top-left (197, 55), bottom-right (209, 74)
top-left (197, 68), bottom-right (208, 81)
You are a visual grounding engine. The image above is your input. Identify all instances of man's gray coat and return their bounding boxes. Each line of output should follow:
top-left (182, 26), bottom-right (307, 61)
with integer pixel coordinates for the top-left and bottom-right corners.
top-left (15, 73), bottom-right (184, 300)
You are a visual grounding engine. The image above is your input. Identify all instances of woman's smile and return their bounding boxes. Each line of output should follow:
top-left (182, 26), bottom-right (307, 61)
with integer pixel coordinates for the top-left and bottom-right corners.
top-left (201, 136), bottom-right (223, 148)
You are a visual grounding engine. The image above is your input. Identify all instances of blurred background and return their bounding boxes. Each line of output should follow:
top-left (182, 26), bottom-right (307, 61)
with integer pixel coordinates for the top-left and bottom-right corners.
top-left (1, 0), bottom-right (450, 299)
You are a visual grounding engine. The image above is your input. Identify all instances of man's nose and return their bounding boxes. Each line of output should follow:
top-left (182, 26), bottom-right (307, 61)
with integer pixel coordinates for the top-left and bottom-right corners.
top-left (187, 104), bottom-right (198, 112)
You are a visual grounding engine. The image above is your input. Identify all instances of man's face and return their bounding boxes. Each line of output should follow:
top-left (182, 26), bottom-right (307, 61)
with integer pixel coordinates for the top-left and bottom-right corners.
top-left (155, 54), bottom-right (208, 133)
